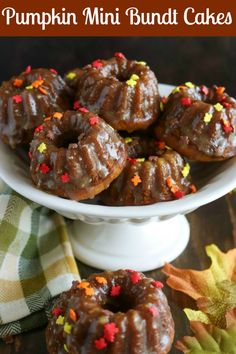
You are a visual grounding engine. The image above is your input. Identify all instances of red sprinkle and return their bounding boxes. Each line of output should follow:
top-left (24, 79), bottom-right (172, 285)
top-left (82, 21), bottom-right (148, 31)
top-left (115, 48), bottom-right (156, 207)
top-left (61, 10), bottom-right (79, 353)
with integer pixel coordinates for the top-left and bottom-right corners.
top-left (50, 68), bottom-right (58, 75)
top-left (12, 95), bottom-right (22, 103)
top-left (155, 141), bottom-right (166, 150)
top-left (149, 306), bottom-right (159, 317)
top-left (221, 120), bottom-right (233, 133)
top-left (181, 97), bottom-right (192, 107)
top-left (92, 59), bottom-right (103, 69)
top-left (127, 157), bottom-right (137, 165)
top-left (151, 281), bottom-right (164, 289)
top-left (79, 107), bottom-right (89, 113)
top-left (104, 322), bottom-right (119, 343)
top-left (161, 96), bottom-right (167, 104)
top-left (222, 102), bottom-right (232, 108)
top-left (173, 190), bottom-right (185, 199)
top-left (28, 151), bottom-right (32, 160)
top-left (34, 125), bottom-right (43, 133)
top-left (94, 338), bottom-right (107, 350)
top-left (110, 285), bottom-right (121, 297)
top-left (60, 173), bottom-right (70, 183)
top-left (89, 116), bottom-right (99, 126)
top-left (200, 85), bottom-right (209, 96)
top-left (39, 163), bottom-right (50, 174)
top-left (25, 65), bottom-right (31, 74)
top-left (52, 307), bottom-right (63, 317)
top-left (73, 101), bottom-right (81, 110)
top-left (130, 271), bottom-right (142, 285)
top-left (114, 52), bottom-right (125, 59)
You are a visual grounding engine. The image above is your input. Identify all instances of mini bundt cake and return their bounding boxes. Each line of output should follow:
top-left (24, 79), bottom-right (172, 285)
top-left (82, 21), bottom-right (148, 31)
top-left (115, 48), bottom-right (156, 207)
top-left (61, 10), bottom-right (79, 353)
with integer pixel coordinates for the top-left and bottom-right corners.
top-left (0, 67), bottom-right (71, 148)
top-left (101, 136), bottom-right (195, 206)
top-left (155, 83), bottom-right (236, 161)
top-left (29, 110), bottom-right (127, 201)
top-left (65, 53), bottom-right (161, 132)
top-left (46, 270), bottom-right (174, 354)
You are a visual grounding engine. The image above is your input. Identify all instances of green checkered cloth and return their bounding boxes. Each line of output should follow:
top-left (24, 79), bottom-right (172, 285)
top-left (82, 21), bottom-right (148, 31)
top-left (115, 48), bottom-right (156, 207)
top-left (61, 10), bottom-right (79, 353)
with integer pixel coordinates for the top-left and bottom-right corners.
top-left (0, 179), bottom-right (80, 338)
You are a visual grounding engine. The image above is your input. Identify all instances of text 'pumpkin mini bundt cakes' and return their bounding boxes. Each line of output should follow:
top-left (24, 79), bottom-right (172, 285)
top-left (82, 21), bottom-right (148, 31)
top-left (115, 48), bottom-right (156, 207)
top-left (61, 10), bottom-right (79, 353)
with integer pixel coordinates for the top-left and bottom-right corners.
top-left (46, 270), bottom-right (174, 354)
top-left (0, 67), bottom-right (71, 148)
top-left (155, 82), bottom-right (236, 161)
top-left (101, 136), bottom-right (196, 206)
top-left (65, 53), bottom-right (161, 132)
top-left (29, 110), bottom-right (127, 201)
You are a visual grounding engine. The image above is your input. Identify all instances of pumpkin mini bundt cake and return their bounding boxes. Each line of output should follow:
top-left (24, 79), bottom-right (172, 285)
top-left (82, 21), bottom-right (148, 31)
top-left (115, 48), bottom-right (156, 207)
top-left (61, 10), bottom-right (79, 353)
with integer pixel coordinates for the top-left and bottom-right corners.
top-left (101, 136), bottom-right (195, 206)
top-left (65, 52), bottom-right (161, 132)
top-left (155, 83), bottom-right (236, 161)
top-left (29, 110), bottom-right (127, 201)
top-left (46, 270), bottom-right (174, 354)
top-left (0, 67), bottom-right (71, 148)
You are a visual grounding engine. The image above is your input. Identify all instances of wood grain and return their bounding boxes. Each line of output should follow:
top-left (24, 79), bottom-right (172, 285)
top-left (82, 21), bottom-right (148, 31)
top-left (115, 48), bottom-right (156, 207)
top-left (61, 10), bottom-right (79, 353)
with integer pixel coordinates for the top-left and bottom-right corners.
top-left (0, 195), bottom-right (235, 354)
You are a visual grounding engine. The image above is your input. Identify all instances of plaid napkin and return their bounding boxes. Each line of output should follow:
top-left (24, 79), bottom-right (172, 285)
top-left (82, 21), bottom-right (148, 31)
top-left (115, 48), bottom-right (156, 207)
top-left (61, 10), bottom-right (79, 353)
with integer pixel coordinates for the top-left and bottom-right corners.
top-left (0, 179), bottom-right (80, 338)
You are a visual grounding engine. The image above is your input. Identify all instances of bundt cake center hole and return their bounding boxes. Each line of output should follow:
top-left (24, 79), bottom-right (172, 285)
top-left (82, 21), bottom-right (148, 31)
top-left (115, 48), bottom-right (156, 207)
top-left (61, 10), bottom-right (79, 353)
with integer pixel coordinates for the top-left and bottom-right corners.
top-left (103, 295), bottom-right (135, 313)
top-left (55, 132), bottom-right (79, 148)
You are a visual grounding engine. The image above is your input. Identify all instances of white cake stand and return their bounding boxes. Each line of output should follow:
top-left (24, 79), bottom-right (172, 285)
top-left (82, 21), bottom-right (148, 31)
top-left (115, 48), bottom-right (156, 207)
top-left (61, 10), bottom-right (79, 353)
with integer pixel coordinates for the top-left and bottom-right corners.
top-left (1, 84), bottom-right (236, 271)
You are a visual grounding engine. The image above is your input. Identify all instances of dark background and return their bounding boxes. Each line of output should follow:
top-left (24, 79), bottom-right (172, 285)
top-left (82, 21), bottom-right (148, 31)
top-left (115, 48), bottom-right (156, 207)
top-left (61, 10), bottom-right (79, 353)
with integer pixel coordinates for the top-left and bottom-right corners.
top-left (0, 37), bottom-right (235, 95)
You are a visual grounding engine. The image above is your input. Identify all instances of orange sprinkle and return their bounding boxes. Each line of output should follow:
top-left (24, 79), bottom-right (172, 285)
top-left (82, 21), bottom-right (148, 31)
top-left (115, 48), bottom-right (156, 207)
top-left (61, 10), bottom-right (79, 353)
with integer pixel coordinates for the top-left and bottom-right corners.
top-left (85, 287), bottom-right (95, 296)
top-left (44, 116), bottom-right (51, 122)
top-left (13, 78), bottom-right (23, 87)
top-left (32, 79), bottom-right (44, 88)
top-left (69, 309), bottom-right (77, 322)
top-left (77, 281), bottom-right (90, 289)
top-left (53, 112), bottom-right (63, 119)
top-left (38, 87), bottom-right (48, 95)
top-left (216, 86), bottom-right (225, 95)
top-left (131, 174), bottom-right (142, 186)
top-left (95, 276), bottom-right (107, 285)
top-left (166, 177), bottom-right (173, 188)
top-left (190, 184), bottom-right (197, 193)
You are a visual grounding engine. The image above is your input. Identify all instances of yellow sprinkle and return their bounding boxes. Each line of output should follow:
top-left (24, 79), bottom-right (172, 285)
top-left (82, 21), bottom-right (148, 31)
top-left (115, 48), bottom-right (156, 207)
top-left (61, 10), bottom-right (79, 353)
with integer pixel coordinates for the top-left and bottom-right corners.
top-left (182, 163), bottom-right (190, 178)
top-left (130, 74), bottom-right (140, 81)
top-left (25, 85), bottom-right (33, 90)
top-left (37, 142), bottom-right (47, 153)
top-left (66, 72), bottom-right (76, 80)
top-left (214, 103), bottom-right (223, 112)
top-left (56, 315), bottom-right (64, 325)
top-left (185, 82), bottom-right (195, 88)
top-left (172, 87), bottom-right (180, 94)
top-left (136, 158), bottom-right (145, 162)
top-left (203, 112), bottom-right (213, 124)
top-left (160, 102), bottom-right (164, 111)
top-left (136, 61), bottom-right (146, 66)
top-left (64, 344), bottom-right (69, 353)
top-left (124, 137), bottom-right (133, 144)
top-left (165, 145), bottom-right (172, 150)
top-left (126, 79), bottom-right (137, 87)
top-left (64, 322), bottom-right (72, 334)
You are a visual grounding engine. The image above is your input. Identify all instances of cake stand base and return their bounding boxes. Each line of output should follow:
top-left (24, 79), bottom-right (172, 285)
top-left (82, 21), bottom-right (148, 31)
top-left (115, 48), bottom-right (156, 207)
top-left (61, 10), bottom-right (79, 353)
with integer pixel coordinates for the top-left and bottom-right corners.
top-left (69, 215), bottom-right (190, 271)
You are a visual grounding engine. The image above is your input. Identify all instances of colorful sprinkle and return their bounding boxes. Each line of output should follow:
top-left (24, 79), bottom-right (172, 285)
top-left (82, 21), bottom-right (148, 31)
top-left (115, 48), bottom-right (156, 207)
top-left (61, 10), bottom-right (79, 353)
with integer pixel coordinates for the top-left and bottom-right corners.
top-left (28, 151), bottom-right (32, 160)
top-left (216, 86), bottom-right (225, 95)
top-left (181, 163), bottom-right (190, 178)
top-left (190, 184), bottom-right (197, 193)
top-left (130, 74), bottom-right (139, 81)
top-left (131, 174), bottom-right (142, 186)
top-left (92, 59), bottom-right (103, 69)
top-left (130, 271), bottom-right (142, 284)
top-left (95, 338), bottom-right (107, 350)
top-left (35, 125), bottom-right (43, 133)
top-left (38, 87), bottom-right (48, 95)
top-left (12, 95), bottom-right (22, 103)
top-left (64, 344), bottom-right (69, 353)
top-left (64, 322), bottom-right (72, 334)
top-left (200, 85), bottom-right (209, 95)
top-left (155, 141), bottom-right (166, 150)
top-left (39, 163), bottom-right (50, 174)
top-left (222, 102), bottom-right (232, 108)
top-left (69, 309), bottom-right (77, 322)
top-left (56, 315), bottom-right (64, 325)
top-left (160, 102), bottom-right (164, 111)
top-left (172, 87), bottom-right (180, 94)
top-left (85, 287), bottom-right (95, 296)
top-left (104, 322), bottom-right (119, 343)
top-left (50, 68), bottom-right (58, 75)
top-left (136, 158), bottom-right (145, 162)
top-left (136, 61), bottom-right (146, 66)
top-left (66, 72), bottom-right (76, 80)
top-left (95, 276), bottom-right (107, 285)
top-left (124, 137), bottom-right (133, 144)
top-left (148, 306), bottom-right (159, 317)
top-left (32, 79), bottom-right (44, 88)
top-left (185, 82), bottom-right (194, 88)
top-left (73, 101), bottom-right (81, 110)
top-left (151, 280), bottom-right (164, 289)
top-left (127, 157), bottom-right (137, 165)
top-left (13, 78), bottom-right (23, 87)
top-left (25, 85), bottom-right (33, 90)
top-left (52, 307), bottom-right (63, 317)
top-left (173, 190), bottom-right (185, 199)
top-left (203, 112), bottom-right (213, 124)
top-left (221, 119), bottom-right (233, 133)
top-left (126, 74), bottom-right (139, 87)
top-left (37, 142), bottom-right (47, 153)
top-left (60, 173), bottom-right (70, 183)
top-left (77, 282), bottom-right (90, 289)
top-left (114, 52), bottom-right (125, 59)
top-left (89, 116), bottom-right (99, 126)
top-left (166, 177), bottom-right (184, 199)
top-left (53, 112), bottom-right (63, 119)
top-left (25, 65), bottom-right (31, 74)
top-left (79, 107), bottom-right (89, 113)
top-left (214, 103), bottom-right (223, 112)
top-left (110, 285), bottom-right (121, 297)
top-left (181, 97), bottom-right (192, 107)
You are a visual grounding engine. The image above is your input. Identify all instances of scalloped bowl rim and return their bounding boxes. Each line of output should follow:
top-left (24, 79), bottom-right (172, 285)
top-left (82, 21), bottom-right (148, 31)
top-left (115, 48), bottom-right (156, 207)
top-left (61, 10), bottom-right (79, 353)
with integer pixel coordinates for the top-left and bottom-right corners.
top-left (1, 83), bottom-right (236, 219)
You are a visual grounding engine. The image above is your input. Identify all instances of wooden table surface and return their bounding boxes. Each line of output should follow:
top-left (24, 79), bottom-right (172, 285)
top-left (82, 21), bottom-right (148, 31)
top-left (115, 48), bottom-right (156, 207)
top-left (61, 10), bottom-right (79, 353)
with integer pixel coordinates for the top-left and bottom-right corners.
top-left (1, 193), bottom-right (236, 354)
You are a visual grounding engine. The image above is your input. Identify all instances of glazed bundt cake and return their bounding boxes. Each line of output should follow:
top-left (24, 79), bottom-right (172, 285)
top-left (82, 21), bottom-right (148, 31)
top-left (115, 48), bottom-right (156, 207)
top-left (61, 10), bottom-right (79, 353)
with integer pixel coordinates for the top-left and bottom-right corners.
top-left (0, 67), bottom-right (71, 148)
top-left (29, 110), bottom-right (127, 201)
top-left (46, 270), bottom-right (174, 354)
top-left (65, 53), bottom-right (161, 132)
top-left (155, 83), bottom-right (236, 161)
top-left (101, 136), bottom-right (195, 206)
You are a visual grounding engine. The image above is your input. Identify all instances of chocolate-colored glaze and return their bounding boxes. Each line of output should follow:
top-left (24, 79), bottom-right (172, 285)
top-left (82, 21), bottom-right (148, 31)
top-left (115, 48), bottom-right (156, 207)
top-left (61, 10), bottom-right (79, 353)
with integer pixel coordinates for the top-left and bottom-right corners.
top-left (66, 57), bottom-right (161, 132)
top-left (101, 137), bottom-right (192, 206)
top-left (0, 68), bottom-right (71, 148)
top-left (46, 270), bottom-right (174, 354)
top-left (29, 110), bottom-right (127, 201)
top-left (155, 84), bottom-right (236, 161)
